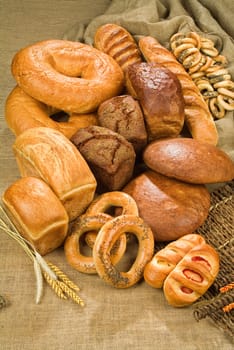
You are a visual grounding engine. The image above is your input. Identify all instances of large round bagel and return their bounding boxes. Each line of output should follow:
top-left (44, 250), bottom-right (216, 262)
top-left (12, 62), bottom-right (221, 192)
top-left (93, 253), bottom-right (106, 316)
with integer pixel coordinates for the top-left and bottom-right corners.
top-left (11, 39), bottom-right (124, 113)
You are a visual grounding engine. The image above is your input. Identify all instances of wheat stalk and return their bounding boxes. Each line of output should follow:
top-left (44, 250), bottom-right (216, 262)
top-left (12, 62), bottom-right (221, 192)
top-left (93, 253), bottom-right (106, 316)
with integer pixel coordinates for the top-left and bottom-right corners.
top-left (0, 204), bottom-right (84, 306)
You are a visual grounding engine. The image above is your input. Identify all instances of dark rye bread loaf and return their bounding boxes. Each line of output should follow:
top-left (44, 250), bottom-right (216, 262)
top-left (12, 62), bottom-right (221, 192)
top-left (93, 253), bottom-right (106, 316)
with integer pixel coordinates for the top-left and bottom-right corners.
top-left (97, 95), bottom-right (147, 153)
top-left (71, 125), bottom-right (136, 193)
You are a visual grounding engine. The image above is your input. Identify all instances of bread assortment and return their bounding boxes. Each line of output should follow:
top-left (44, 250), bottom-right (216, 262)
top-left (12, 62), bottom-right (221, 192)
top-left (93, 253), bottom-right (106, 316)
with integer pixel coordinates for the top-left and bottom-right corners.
top-left (4, 22), bottom-right (234, 306)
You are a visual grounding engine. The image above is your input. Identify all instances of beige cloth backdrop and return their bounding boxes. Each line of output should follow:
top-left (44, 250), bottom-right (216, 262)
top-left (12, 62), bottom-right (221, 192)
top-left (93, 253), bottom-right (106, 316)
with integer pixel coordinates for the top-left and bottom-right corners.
top-left (0, 1), bottom-right (233, 350)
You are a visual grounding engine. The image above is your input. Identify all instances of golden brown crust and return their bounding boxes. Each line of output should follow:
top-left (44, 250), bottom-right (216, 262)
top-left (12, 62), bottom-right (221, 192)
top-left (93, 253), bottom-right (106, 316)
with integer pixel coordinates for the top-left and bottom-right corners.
top-left (163, 243), bottom-right (220, 307)
top-left (94, 23), bottom-right (143, 73)
top-left (139, 36), bottom-right (218, 145)
top-left (64, 213), bottom-right (126, 274)
top-left (144, 234), bottom-right (206, 288)
top-left (85, 191), bottom-right (139, 216)
top-left (5, 85), bottom-right (98, 139)
top-left (2, 176), bottom-right (69, 256)
top-left (13, 127), bottom-right (97, 221)
top-left (123, 170), bottom-right (211, 241)
top-left (93, 214), bottom-right (154, 288)
top-left (125, 62), bottom-right (185, 141)
top-left (11, 39), bottom-right (124, 113)
top-left (143, 138), bottom-right (234, 184)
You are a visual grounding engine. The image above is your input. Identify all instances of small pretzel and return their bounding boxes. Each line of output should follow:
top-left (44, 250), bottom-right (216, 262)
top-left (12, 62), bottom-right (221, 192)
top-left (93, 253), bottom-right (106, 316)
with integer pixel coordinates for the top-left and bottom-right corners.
top-left (93, 214), bottom-right (154, 288)
top-left (64, 213), bottom-right (126, 274)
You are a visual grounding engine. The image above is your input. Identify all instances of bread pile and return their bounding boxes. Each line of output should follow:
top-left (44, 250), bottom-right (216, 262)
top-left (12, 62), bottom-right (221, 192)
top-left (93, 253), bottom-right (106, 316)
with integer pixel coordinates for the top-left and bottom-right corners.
top-left (2, 23), bottom-right (234, 307)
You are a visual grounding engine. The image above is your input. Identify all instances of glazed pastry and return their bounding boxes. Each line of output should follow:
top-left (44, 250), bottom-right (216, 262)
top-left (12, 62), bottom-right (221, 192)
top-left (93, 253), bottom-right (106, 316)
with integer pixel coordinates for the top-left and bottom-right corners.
top-left (163, 242), bottom-right (220, 307)
top-left (144, 234), bottom-right (206, 288)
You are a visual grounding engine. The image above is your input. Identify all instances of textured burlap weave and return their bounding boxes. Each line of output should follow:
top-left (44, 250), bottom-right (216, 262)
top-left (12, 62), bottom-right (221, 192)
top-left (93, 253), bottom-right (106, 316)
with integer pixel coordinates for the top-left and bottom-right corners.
top-left (193, 182), bottom-right (234, 338)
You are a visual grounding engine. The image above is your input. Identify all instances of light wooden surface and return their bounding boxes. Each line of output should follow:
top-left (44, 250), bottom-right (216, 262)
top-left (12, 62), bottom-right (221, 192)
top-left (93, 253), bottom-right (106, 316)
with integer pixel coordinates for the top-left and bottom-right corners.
top-left (0, 1), bottom-right (233, 349)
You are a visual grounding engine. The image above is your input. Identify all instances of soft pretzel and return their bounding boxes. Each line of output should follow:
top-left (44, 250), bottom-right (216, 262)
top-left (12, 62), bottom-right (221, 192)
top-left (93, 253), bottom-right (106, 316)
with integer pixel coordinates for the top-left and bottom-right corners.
top-left (163, 242), bottom-right (220, 307)
top-left (5, 85), bottom-right (98, 139)
top-left (94, 23), bottom-right (143, 73)
top-left (93, 214), bottom-right (154, 288)
top-left (11, 39), bottom-right (124, 114)
top-left (139, 36), bottom-right (218, 145)
top-left (144, 234), bottom-right (206, 288)
top-left (64, 213), bottom-right (126, 274)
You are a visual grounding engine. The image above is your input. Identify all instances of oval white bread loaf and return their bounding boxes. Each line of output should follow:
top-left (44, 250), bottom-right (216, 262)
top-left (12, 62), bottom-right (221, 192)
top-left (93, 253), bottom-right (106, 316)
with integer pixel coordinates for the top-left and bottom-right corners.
top-left (143, 137), bottom-right (234, 184)
top-left (13, 127), bottom-right (97, 221)
top-left (2, 176), bottom-right (69, 256)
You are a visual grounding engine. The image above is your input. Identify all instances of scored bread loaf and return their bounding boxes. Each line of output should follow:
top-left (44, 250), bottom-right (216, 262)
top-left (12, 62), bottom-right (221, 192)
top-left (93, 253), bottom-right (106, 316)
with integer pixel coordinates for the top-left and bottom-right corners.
top-left (13, 127), bottom-right (97, 221)
top-left (94, 23), bottom-right (143, 73)
top-left (163, 242), bottom-right (220, 307)
top-left (2, 176), bottom-right (69, 255)
top-left (139, 36), bottom-right (218, 145)
top-left (144, 234), bottom-right (206, 288)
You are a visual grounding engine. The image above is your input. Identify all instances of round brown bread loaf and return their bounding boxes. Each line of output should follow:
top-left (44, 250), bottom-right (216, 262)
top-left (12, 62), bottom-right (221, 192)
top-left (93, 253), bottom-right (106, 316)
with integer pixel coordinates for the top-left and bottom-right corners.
top-left (71, 125), bottom-right (136, 193)
top-left (125, 62), bottom-right (185, 141)
top-left (143, 138), bottom-right (234, 184)
top-left (123, 170), bottom-right (211, 242)
top-left (97, 95), bottom-right (147, 153)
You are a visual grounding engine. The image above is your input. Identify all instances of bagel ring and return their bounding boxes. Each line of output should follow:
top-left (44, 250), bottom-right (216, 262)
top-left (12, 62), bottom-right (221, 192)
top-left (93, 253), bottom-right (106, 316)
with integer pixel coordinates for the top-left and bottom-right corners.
top-left (93, 214), bottom-right (154, 288)
top-left (85, 191), bottom-right (139, 216)
top-left (5, 86), bottom-right (98, 139)
top-left (64, 213), bottom-right (127, 274)
top-left (11, 39), bottom-right (124, 113)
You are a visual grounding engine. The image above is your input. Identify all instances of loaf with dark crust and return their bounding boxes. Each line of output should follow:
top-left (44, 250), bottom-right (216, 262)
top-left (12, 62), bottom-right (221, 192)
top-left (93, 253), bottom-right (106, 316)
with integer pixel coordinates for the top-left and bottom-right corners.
top-left (97, 95), bottom-right (147, 153)
top-left (125, 62), bottom-right (185, 141)
top-left (71, 125), bottom-right (136, 193)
